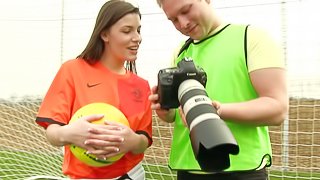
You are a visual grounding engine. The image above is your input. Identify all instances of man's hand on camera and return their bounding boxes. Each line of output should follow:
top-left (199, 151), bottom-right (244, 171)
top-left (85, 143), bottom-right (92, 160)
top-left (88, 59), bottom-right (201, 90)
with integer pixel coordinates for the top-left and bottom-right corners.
top-left (212, 100), bottom-right (222, 116)
top-left (149, 86), bottom-right (175, 123)
top-left (178, 107), bottom-right (188, 127)
top-left (178, 101), bottom-right (220, 128)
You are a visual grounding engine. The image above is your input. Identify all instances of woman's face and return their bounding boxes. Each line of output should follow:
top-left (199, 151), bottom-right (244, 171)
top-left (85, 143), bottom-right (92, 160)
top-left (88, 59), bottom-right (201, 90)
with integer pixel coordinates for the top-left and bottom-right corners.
top-left (101, 13), bottom-right (142, 63)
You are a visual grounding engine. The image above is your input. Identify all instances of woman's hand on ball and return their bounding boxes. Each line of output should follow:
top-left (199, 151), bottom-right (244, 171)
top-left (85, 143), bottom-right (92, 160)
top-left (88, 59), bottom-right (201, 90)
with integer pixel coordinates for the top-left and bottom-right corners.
top-left (64, 114), bottom-right (105, 150)
top-left (85, 120), bottom-right (147, 158)
top-left (105, 121), bottom-right (145, 154)
top-left (83, 121), bottom-right (130, 157)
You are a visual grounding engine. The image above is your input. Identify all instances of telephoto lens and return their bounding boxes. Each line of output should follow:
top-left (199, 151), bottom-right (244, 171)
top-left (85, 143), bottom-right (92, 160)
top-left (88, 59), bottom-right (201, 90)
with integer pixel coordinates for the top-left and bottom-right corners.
top-left (178, 79), bottom-right (239, 172)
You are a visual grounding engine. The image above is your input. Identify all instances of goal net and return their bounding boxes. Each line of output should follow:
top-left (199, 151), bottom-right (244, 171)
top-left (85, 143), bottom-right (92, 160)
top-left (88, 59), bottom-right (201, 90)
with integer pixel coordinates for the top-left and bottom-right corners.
top-left (0, 97), bottom-right (177, 180)
top-left (0, 98), bottom-right (64, 179)
top-left (1, 96), bottom-right (320, 180)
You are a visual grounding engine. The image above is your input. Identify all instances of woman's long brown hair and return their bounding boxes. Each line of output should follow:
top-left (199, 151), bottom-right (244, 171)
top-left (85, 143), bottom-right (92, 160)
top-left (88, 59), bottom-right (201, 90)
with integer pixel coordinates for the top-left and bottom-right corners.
top-left (77, 0), bottom-right (141, 74)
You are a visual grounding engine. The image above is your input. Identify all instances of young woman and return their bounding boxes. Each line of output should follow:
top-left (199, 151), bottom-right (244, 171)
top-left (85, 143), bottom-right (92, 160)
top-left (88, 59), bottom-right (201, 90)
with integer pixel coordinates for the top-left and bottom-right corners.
top-left (35, 0), bottom-right (152, 179)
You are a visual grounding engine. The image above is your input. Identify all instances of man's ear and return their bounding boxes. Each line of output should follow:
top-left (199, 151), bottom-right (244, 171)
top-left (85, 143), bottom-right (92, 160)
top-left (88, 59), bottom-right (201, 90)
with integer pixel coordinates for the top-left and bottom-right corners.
top-left (100, 31), bottom-right (109, 42)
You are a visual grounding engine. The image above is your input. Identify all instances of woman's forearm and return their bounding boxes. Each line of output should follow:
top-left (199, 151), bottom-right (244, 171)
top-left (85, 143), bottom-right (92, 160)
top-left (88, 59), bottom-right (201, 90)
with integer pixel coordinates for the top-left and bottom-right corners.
top-left (46, 124), bottom-right (70, 146)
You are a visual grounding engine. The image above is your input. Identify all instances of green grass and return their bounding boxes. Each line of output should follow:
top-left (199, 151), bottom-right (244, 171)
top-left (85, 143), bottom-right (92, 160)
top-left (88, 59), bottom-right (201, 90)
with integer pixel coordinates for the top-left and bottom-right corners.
top-left (144, 164), bottom-right (176, 180)
top-left (0, 151), bottom-right (65, 179)
top-left (1, 151), bottom-right (320, 180)
top-left (269, 170), bottom-right (320, 180)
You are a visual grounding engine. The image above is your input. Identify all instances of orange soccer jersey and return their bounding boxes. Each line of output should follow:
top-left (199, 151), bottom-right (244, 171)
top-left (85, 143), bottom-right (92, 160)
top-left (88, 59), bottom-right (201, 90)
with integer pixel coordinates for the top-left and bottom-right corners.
top-left (36, 59), bottom-right (152, 179)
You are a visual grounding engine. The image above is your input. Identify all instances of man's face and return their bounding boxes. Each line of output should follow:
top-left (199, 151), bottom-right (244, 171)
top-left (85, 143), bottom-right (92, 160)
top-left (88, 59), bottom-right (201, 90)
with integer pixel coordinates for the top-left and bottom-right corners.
top-left (161, 0), bottom-right (212, 40)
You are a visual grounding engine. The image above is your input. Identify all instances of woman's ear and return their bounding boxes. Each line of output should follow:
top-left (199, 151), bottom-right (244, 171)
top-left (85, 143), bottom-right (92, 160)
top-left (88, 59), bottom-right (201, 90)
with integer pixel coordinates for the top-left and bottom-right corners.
top-left (100, 31), bottom-right (109, 42)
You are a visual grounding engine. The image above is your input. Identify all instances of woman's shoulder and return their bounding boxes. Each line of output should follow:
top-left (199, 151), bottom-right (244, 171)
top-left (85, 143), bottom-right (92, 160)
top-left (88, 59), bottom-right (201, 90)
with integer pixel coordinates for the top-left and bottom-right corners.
top-left (56, 59), bottom-right (93, 76)
top-left (59, 58), bottom-right (93, 71)
top-left (61, 58), bottom-right (87, 67)
top-left (130, 73), bottom-right (150, 88)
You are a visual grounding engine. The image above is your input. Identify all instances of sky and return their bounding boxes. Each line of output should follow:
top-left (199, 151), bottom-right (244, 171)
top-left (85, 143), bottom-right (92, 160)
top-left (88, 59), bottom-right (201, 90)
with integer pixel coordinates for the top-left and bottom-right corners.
top-left (0, 0), bottom-right (319, 99)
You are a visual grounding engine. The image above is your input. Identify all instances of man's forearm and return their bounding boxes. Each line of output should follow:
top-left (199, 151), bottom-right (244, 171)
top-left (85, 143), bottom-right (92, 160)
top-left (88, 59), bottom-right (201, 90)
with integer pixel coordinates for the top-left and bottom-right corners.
top-left (220, 97), bottom-right (288, 126)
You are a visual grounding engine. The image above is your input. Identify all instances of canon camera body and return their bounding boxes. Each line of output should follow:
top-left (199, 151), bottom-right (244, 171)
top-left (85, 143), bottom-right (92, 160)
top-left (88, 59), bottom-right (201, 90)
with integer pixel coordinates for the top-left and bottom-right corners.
top-left (157, 57), bottom-right (207, 109)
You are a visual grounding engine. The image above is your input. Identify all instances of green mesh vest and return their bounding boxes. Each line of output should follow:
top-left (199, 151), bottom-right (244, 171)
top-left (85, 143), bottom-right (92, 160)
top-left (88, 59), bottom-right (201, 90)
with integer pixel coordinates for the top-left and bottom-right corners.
top-left (169, 24), bottom-right (272, 172)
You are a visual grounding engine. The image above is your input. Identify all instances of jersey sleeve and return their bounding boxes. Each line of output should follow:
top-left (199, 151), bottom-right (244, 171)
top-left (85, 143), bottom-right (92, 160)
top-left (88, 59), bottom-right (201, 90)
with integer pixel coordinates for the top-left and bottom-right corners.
top-left (247, 26), bottom-right (285, 72)
top-left (36, 62), bottom-right (75, 129)
top-left (136, 82), bottom-right (153, 146)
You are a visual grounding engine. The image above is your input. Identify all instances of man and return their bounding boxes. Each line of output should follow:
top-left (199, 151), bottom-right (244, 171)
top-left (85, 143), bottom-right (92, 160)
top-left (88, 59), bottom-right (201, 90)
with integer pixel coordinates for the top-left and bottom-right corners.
top-left (149, 0), bottom-right (288, 179)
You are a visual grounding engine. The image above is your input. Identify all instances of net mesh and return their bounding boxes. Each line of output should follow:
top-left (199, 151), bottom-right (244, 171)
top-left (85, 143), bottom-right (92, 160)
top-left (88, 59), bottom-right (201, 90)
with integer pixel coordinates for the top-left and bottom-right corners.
top-left (0, 97), bottom-right (319, 179)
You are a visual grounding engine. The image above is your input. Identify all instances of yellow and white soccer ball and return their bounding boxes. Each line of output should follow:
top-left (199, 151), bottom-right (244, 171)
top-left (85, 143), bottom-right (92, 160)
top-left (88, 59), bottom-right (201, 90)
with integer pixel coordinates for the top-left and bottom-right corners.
top-left (69, 102), bottom-right (129, 167)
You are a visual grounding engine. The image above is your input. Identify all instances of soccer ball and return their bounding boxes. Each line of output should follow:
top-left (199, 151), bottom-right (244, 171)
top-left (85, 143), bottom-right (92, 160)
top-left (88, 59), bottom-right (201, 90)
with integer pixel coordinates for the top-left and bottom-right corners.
top-left (69, 102), bottom-right (129, 167)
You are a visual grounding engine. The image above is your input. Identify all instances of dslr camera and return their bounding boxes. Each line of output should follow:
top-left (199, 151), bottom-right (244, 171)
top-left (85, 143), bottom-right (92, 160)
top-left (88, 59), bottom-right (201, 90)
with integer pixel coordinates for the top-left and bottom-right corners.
top-left (157, 57), bottom-right (207, 109)
top-left (157, 57), bottom-right (239, 172)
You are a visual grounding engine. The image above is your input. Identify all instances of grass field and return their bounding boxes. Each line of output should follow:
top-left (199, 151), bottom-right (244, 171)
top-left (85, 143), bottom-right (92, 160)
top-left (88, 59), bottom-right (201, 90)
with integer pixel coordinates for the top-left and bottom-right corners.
top-left (0, 151), bottom-right (64, 179)
top-left (1, 151), bottom-right (320, 180)
top-left (0, 98), bottom-right (319, 179)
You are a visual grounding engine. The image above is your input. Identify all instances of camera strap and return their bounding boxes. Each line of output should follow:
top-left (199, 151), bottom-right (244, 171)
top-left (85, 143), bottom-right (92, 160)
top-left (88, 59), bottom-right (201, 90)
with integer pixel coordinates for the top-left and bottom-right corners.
top-left (177, 38), bottom-right (193, 57)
